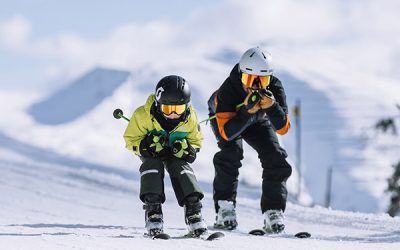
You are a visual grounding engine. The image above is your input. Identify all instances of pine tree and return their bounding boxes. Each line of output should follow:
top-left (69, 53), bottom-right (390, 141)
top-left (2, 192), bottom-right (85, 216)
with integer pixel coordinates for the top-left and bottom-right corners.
top-left (376, 105), bottom-right (400, 216)
top-left (386, 161), bottom-right (400, 217)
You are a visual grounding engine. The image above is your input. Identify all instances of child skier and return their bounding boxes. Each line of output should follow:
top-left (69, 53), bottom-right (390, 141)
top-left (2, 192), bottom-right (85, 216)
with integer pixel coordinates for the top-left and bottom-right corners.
top-left (123, 75), bottom-right (207, 237)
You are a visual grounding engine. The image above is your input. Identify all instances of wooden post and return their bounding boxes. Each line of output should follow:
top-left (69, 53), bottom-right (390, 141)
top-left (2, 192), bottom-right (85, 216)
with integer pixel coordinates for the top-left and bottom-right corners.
top-left (293, 99), bottom-right (302, 200)
top-left (325, 166), bottom-right (333, 208)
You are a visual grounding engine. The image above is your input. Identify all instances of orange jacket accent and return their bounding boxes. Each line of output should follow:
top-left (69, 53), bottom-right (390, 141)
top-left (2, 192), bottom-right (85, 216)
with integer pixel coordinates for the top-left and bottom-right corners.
top-left (216, 112), bottom-right (236, 141)
top-left (276, 114), bottom-right (290, 135)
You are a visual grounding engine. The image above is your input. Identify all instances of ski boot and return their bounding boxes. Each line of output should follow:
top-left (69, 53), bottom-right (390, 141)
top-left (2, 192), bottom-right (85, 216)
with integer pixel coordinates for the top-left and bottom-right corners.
top-left (214, 200), bottom-right (238, 230)
top-left (263, 209), bottom-right (285, 233)
top-left (143, 194), bottom-right (163, 236)
top-left (184, 195), bottom-right (207, 237)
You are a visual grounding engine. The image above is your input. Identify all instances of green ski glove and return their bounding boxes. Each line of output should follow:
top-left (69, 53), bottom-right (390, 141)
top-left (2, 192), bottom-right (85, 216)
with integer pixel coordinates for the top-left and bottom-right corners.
top-left (139, 133), bottom-right (166, 157)
top-left (171, 139), bottom-right (197, 163)
top-left (172, 139), bottom-right (189, 158)
top-left (149, 134), bottom-right (165, 153)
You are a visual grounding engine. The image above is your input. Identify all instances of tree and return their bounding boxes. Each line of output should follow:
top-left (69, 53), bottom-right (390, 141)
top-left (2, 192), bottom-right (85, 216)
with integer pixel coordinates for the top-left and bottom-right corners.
top-left (386, 161), bottom-right (400, 216)
top-left (376, 105), bottom-right (400, 216)
top-left (375, 118), bottom-right (396, 135)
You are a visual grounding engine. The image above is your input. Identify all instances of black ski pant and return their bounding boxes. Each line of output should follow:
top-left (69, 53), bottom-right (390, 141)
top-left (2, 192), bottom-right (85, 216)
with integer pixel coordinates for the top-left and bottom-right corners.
top-left (212, 120), bottom-right (292, 213)
top-left (139, 156), bottom-right (204, 206)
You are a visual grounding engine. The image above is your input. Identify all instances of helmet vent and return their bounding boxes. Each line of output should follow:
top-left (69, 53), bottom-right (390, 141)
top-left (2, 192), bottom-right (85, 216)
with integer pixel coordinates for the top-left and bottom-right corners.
top-left (249, 52), bottom-right (255, 57)
top-left (261, 52), bottom-right (266, 59)
top-left (245, 68), bottom-right (253, 71)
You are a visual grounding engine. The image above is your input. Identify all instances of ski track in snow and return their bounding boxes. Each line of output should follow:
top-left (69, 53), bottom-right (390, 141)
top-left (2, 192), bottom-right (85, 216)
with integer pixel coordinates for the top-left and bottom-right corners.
top-left (1, 134), bottom-right (399, 250)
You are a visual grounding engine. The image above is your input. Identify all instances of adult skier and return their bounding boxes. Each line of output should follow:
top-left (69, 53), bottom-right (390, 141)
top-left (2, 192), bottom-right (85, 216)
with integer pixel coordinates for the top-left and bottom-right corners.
top-left (123, 75), bottom-right (207, 237)
top-left (208, 47), bottom-right (292, 233)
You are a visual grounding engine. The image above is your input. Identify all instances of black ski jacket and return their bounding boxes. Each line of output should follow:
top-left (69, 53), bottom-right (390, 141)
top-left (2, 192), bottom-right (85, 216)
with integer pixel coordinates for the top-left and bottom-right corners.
top-left (208, 64), bottom-right (290, 141)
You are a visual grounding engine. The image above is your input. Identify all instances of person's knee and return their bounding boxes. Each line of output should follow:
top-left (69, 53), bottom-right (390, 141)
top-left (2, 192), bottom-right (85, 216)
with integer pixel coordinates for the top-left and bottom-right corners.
top-left (167, 159), bottom-right (191, 178)
top-left (259, 147), bottom-right (288, 165)
top-left (214, 147), bottom-right (243, 162)
top-left (260, 148), bottom-right (292, 181)
top-left (262, 165), bottom-right (292, 181)
top-left (140, 158), bottom-right (164, 172)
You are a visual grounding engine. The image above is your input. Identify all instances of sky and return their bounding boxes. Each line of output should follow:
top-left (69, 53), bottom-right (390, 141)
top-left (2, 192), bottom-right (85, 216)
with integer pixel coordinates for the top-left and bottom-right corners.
top-left (2, 0), bottom-right (400, 92)
top-left (0, 0), bottom-right (216, 38)
top-left (0, 0), bottom-right (217, 91)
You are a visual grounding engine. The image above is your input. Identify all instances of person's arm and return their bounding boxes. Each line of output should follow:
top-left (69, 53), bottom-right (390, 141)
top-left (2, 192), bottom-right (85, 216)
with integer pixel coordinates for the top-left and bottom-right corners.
top-left (263, 78), bottom-right (290, 135)
top-left (185, 106), bottom-right (203, 150)
top-left (215, 90), bottom-right (259, 141)
top-left (123, 106), bottom-right (148, 155)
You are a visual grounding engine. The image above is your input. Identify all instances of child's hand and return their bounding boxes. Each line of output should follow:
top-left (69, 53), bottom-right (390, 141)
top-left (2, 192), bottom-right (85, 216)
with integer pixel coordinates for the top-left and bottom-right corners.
top-left (147, 134), bottom-right (166, 153)
top-left (172, 139), bottom-right (197, 163)
top-left (140, 133), bottom-right (166, 157)
top-left (172, 139), bottom-right (189, 158)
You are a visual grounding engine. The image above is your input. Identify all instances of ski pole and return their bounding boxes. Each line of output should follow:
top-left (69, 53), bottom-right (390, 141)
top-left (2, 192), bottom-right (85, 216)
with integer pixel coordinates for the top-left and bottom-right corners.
top-left (199, 103), bottom-right (244, 125)
top-left (199, 115), bottom-right (215, 125)
top-left (113, 108), bottom-right (130, 122)
top-left (114, 107), bottom-right (213, 125)
top-left (114, 102), bottom-right (246, 125)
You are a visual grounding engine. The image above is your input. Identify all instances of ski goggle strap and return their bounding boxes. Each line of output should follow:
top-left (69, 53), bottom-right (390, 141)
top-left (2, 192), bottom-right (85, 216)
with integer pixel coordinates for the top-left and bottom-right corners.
top-left (241, 73), bottom-right (271, 89)
top-left (160, 104), bottom-right (187, 115)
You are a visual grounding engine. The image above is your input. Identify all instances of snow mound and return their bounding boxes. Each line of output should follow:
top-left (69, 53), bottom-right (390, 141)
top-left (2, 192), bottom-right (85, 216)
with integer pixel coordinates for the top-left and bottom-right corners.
top-left (29, 68), bottom-right (131, 125)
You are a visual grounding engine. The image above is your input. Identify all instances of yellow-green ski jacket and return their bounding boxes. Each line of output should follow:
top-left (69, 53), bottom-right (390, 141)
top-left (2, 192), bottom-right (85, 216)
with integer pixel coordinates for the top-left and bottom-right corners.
top-left (124, 94), bottom-right (203, 156)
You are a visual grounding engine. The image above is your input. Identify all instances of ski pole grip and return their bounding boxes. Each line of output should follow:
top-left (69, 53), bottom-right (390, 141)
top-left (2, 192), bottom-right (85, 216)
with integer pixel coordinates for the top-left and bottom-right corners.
top-left (113, 109), bottom-right (130, 122)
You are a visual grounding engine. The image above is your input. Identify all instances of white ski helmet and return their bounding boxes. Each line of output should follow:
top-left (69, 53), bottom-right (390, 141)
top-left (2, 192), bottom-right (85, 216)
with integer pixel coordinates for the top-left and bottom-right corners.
top-left (239, 47), bottom-right (273, 76)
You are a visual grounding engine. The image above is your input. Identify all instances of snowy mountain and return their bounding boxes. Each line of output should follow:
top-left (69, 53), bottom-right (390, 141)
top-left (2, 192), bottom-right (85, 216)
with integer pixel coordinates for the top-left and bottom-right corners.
top-left (29, 68), bottom-right (130, 125)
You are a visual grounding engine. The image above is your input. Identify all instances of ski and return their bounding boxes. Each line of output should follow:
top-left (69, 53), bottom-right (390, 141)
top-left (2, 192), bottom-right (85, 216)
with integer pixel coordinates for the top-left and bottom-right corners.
top-left (144, 232), bottom-right (171, 240)
top-left (145, 231), bottom-right (224, 240)
top-left (248, 229), bottom-right (265, 236)
top-left (249, 229), bottom-right (311, 238)
top-left (152, 232), bottom-right (171, 240)
top-left (183, 231), bottom-right (225, 241)
top-left (205, 231), bottom-right (225, 241)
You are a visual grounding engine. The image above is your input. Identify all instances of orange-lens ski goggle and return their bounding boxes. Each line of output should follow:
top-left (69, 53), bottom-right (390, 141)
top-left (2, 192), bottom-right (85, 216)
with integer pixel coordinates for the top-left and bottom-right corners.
top-left (160, 104), bottom-right (187, 115)
top-left (241, 73), bottom-right (271, 89)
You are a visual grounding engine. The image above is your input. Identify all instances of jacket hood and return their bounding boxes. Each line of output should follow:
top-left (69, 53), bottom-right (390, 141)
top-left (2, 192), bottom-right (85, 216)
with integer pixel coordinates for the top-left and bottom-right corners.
top-left (144, 94), bottom-right (156, 113)
top-left (229, 64), bottom-right (247, 98)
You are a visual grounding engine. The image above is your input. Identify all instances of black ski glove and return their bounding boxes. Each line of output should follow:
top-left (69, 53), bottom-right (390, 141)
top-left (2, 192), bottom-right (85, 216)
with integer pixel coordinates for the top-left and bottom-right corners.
top-left (171, 139), bottom-right (197, 163)
top-left (139, 133), bottom-right (167, 158)
top-left (259, 89), bottom-right (276, 109)
top-left (243, 91), bottom-right (261, 114)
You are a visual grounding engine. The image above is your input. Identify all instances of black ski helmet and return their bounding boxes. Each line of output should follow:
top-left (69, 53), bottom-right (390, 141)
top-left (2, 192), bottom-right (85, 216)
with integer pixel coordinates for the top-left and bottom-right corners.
top-left (154, 75), bottom-right (191, 105)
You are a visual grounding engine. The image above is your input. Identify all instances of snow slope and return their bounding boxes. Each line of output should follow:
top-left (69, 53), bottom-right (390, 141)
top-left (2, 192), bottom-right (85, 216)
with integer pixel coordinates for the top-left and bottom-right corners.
top-left (1, 133), bottom-right (400, 250)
